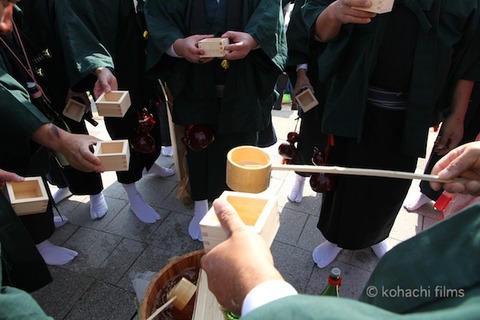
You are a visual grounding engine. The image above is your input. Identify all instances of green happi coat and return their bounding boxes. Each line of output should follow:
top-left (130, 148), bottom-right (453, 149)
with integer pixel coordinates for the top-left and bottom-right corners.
top-left (145, 0), bottom-right (287, 133)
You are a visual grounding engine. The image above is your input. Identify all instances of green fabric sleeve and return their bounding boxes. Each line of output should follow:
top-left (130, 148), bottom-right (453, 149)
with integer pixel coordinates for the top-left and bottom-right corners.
top-left (242, 293), bottom-right (480, 320)
top-left (0, 245), bottom-right (53, 320)
top-left (53, 0), bottom-right (115, 88)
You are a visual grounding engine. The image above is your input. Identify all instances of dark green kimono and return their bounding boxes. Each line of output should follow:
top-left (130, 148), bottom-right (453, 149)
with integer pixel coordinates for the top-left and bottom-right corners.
top-left (244, 203), bottom-right (480, 319)
top-left (145, 0), bottom-right (287, 133)
top-left (0, 69), bottom-right (53, 292)
top-left (285, 0), bottom-right (328, 174)
top-left (145, 0), bottom-right (287, 200)
top-left (298, 0), bottom-right (480, 250)
top-left (54, 0), bottom-right (163, 184)
top-left (302, 0), bottom-right (480, 157)
top-left (16, 0), bottom-right (104, 195)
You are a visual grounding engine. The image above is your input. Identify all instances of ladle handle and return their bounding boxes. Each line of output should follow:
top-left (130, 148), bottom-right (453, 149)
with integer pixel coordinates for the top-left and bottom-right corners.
top-left (146, 296), bottom-right (176, 320)
top-left (271, 164), bottom-right (455, 183)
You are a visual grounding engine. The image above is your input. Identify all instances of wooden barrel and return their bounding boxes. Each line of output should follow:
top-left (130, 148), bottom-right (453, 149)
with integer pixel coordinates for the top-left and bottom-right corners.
top-left (139, 250), bottom-right (205, 320)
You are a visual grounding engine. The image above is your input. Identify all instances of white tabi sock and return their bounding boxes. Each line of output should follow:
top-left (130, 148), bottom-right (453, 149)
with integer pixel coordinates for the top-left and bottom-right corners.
top-left (288, 174), bottom-right (306, 203)
top-left (161, 146), bottom-right (174, 157)
top-left (90, 192), bottom-right (108, 219)
top-left (52, 187), bottom-right (72, 204)
top-left (189, 200), bottom-right (208, 241)
top-left (403, 192), bottom-right (431, 212)
top-left (143, 163), bottom-right (175, 177)
top-left (122, 183), bottom-right (160, 223)
top-left (312, 240), bottom-right (343, 269)
top-left (53, 215), bottom-right (69, 228)
top-left (36, 240), bottom-right (78, 266)
top-left (371, 240), bottom-right (391, 259)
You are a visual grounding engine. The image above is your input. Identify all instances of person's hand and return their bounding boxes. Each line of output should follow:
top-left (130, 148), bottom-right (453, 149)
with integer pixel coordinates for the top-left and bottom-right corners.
top-left (433, 117), bottom-right (464, 156)
top-left (330, 0), bottom-right (377, 24)
top-left (434, 79), bottom-right (472, 155)
top-left (93, 67), bottom-right (118, 99)
top-left (222, 31), bottom-right (258, 60)
top-left (0, 169), bottom-right (24, 188)
top-left (200, 199), bottom-right (284, 316)
top-left (0, 1), bottom-right (15, 35)
top-left (57, 131), bottom-right (105, 173)
top-left (315, 0), bottom-right (376, 41)
top-left (32, 124), bottom-right (104, 173)
top-left (292, 69), bottom-right (314, 103)
top-left (172, 34), bottom-right (214, 64)
top-left (430, 141), bottom-right (480, 196)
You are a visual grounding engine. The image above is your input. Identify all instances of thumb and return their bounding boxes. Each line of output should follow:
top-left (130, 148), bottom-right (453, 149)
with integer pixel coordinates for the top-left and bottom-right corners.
top-left (213, 198), bottom-right (246, 237)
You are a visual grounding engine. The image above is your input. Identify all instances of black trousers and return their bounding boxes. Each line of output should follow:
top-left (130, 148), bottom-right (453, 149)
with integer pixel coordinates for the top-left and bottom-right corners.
top-left (318, 104), bottom-right (417, 249)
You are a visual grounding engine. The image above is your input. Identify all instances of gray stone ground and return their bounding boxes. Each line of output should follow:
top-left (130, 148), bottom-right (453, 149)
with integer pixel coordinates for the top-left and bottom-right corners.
top-left (31, 102), bottom-right (442, 319)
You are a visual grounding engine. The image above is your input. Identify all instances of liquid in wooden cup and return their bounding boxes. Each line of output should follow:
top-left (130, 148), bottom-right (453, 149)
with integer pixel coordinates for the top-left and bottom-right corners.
top-left (226, 146), bottom-right (272, 193)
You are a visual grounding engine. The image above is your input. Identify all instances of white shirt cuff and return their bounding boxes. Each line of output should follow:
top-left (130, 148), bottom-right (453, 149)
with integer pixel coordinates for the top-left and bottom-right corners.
top-left (296, 64), bottom-right (308, 72)
top-left (166, 44), bottom-right (182, 58)
top-left (241, 280), bottom-right (298, 316)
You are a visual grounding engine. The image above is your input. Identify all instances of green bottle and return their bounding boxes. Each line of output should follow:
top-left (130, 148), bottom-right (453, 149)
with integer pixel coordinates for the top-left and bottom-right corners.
top-left (321, 267), bottom-right (342, 297)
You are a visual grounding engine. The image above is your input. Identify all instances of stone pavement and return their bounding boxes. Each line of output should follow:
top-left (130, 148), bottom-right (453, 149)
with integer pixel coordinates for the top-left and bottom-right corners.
top-left (31, 102), bottom-right (442, 319)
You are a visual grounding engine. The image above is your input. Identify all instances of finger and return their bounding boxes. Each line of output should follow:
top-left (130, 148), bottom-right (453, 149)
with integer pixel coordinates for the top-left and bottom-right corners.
top-left (221, 31), bottom-right (234, 39)
top-left (435, 134), bottom-right (449, 151)
top-left (212, 198), bottom-right (247, 237)
top-left (0, 171), bottom-right (24, 183)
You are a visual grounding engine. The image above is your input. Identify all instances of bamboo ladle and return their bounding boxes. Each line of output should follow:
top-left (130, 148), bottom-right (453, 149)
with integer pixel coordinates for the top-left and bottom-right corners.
top-left (226, 146), bottom-right (455, 193)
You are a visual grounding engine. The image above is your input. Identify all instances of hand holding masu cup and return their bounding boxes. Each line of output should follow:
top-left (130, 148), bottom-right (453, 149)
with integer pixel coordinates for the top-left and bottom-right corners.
top-left (226, 146), bottom-right (458, 194)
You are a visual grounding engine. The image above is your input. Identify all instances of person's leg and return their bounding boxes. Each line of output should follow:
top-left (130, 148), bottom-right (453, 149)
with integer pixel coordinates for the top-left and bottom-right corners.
top-left (403, 141), bottom-right (442, 211)
top-left (20, 203), bottom-right (78, 266)
top-left (52, 187), bottom-right (72, 204)
top-left (89, 192), bottom-right (108, 219)
top-left (122, 182), bottom-right (160, 223)
top-left (46, 158), bottom-right (72, 204)
top-left (143, 162), bottom-right (175, 177)
top-left (62, 167), bottom-right (108, 219)
top-left (35, 240), bottom-right (78, 266)
top-left (314, 105), bottom-right (415, 268)
top-left (185, 146), bottom-right (209, 240)
top-left (371, 239), bottom-right (391, 259)
top-left (53, 215), bottom-right (68, 228)
top-left (288, 174), bottom-right (306, 203)
top-left (312, 240), bottom-right (343, 268)
top-left (288, 110), bottom-right (327, 203)
top-left (189, 200), bottom-right (209, 241)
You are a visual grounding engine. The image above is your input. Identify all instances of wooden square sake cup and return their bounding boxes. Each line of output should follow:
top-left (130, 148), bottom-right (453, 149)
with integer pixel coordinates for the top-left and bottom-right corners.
top-left (295, 87), bottom-right (319, 112)
top-left (62, 98), bottom-right (86, 122)
top-left (94, 91), bottom-right (131, 117)
top-left (200, 190), bottom-right (279, 251)
top-left (6, 176), bottom-right (48, 215)
top-left (198, 38), bottom-right (229, 58)
top-left (352, 0), bottom-right (394, 14)
top-left (94, 140), bottom-right (130, 171)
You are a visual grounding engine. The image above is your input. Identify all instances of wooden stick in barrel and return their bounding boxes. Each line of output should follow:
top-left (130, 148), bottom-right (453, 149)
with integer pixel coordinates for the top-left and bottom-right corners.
top-left (146, 296), bottom-right (176, 320)
top-left (271, 164), bottom-right (454, 183)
